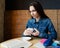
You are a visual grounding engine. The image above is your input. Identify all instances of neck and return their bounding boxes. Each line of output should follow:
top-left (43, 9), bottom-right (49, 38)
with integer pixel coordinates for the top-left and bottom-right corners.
top-left (35, 17), bottom-right (40, 22)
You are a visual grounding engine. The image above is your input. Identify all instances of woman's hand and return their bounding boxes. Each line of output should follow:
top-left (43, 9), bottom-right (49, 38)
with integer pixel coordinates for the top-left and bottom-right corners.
top-left (32, 28), bottom-right (40, 36)
top-left (23, 28), bottom-right (33, 36)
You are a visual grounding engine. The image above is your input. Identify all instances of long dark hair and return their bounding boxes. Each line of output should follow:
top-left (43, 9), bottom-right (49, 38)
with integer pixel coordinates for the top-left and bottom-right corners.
top-left (29, 1), bottom-right (49, 19)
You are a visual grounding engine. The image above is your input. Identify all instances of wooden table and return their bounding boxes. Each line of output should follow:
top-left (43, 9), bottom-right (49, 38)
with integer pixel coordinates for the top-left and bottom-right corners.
top-left (0, 37), bottom-right (40, 48)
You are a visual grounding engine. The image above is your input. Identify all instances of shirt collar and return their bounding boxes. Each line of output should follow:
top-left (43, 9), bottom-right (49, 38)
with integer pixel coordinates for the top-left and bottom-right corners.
top-left (32, 18), bottom-right (41, 24)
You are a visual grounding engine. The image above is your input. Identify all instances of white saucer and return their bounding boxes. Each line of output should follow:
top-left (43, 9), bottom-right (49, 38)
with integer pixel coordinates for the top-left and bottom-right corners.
top-left (21, 37), bottom-right (32, 41)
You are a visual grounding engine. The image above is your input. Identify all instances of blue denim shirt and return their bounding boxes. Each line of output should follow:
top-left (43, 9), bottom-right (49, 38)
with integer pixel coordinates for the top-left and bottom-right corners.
top-left (26, 18), bottom-right (57, 40)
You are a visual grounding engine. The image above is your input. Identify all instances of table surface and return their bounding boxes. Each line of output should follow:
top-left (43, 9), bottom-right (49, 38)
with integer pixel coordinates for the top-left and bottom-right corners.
top-left (0, 37), bottom-right (40, 48)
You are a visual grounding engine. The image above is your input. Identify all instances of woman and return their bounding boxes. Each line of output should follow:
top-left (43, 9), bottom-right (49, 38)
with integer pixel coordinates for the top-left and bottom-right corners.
top-left (23, 1), bottom-right (57, 46)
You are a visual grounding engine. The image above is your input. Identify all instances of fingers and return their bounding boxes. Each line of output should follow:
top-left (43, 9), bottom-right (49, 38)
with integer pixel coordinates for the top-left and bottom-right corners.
top-left (23, 29), bottom-right (33, 35)
top-left (26, 30), bottom-right (33, 34)
top-left (32, 28), bottom-right (40, 36)
top-left (32, 31), bottom-right (39, 36)
top-left (32, 32), bottom-right (39, 36)
top-left (34, 28), bottom-right (39, 32)
top-left (23, 28), bottom-right (40, 36)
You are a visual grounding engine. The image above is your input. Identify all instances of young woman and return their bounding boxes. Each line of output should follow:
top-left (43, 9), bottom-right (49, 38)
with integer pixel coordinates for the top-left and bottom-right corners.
top-left (23, 1), bottom-right (57, 46)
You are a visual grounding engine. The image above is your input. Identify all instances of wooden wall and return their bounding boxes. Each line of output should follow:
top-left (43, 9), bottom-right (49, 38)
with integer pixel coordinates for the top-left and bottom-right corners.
top-left (4, 10), bottom-right (60, 40)
top-left (0, 0), bottom-right (5, 42)
top-left (58, 10), bottom-right (60, 40)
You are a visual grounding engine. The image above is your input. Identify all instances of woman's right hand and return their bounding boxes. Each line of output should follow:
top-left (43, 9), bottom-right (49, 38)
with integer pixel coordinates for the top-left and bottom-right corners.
top-left (23, 28), bottom-right (33, 36)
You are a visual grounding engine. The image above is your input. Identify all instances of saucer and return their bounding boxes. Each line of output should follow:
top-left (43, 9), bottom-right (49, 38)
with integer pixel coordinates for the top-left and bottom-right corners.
top-left (21, 37), bottom-right (32, 41)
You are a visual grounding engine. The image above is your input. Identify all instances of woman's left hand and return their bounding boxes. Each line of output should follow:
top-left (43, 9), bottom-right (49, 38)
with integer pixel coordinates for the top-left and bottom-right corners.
top-left (32, 28), bottom-right (40, 36)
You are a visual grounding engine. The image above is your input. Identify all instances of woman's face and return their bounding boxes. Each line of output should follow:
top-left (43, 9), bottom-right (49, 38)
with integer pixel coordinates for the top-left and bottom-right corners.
top-left (29, 6), bottom-right (39, 18)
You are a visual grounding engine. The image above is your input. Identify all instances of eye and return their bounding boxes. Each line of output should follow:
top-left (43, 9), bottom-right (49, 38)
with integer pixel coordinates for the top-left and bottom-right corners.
top-left (29, 10), bottom-right (36, 13)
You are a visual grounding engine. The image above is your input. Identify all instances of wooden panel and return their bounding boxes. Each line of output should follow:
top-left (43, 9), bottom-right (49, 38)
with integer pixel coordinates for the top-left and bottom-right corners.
top-left (57, 10), bottom-right (60, 40)
top-left (11, 10), bottom-right (31, 38)
top-left (4, 11), bottom-right (12, 40)
top-left (4, 10), bottom-right (31, 39)
top-left (44, 10), bottom-right (57, 32)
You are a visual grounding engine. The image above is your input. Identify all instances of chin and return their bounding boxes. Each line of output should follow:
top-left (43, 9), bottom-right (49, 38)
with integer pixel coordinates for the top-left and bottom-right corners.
top-left (33, 17), bottom-right (36, 19)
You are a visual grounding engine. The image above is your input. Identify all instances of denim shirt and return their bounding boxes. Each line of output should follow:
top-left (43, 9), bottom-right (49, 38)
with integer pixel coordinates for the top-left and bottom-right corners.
top-left (26, 18), bottom-right (57, 40)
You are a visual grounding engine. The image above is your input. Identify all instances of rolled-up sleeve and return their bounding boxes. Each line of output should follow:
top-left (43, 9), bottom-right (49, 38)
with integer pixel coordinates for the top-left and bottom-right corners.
top-left (48, 20), bottom-right (57, 40)
top-left (38, 32), bottom-right (48, 38)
